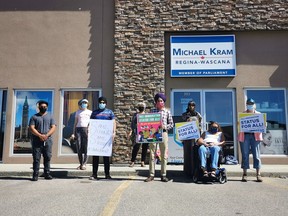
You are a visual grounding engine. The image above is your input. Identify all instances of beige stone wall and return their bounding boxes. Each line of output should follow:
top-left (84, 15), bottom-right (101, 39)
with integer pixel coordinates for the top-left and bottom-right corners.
top-left (113, 0), bottom-right (288, 163)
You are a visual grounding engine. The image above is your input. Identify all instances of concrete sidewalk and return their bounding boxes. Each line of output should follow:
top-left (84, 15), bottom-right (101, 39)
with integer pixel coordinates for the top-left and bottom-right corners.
top-left (0, 163), bottom-right (288, 179)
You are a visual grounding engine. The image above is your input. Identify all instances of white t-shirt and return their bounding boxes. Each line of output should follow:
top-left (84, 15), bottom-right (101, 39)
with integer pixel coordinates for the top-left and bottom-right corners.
top-left (75, 109), bottom-right (92, 127)
top-left (204, 131), bottom-right (222, 143)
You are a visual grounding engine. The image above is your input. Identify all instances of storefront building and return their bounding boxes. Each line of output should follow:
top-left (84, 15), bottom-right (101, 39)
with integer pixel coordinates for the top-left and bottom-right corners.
top-left (0, 0), bottom-right (287, 164)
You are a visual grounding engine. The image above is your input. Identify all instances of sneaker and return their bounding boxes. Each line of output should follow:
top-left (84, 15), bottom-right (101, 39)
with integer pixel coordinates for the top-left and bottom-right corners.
top-left (44, 174), bottom-right (53, 180)
top-left (31, 175), bottom-right (38, 181)
top-left (105, 175), bottom-right (112, 179)
top-left (256, 175), bottom-right (263, 182)
top-left (80, 165), bottom-right (86, 170)
top-left (161, 176), bottom-right (169, 182)
top-left (144, 176), bottom-right (154, 182)
top-left (89, 175), bottom-right (99, 180)
top-left (242, 174), bottom-right (247, 182)
top-left (141, 162), bottom-right (146, 167)
top-left (129, 162), bottom-right (134, 167)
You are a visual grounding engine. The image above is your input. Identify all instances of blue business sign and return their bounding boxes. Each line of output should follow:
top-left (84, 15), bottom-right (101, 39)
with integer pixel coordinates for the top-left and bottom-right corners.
top-left (170, 35), bottom-right (236, 77)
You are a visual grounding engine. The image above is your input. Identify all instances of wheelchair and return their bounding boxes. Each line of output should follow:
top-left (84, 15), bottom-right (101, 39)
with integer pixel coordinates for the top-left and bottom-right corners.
top-left (192, 145), bottom-right (227, 184)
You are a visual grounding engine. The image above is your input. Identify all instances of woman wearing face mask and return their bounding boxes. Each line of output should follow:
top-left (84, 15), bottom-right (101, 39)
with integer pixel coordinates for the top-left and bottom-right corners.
top-left (127, 102), bottom-right (149, 167)
top-left (71, 99), bottom-right (92, 170)
top-left (197, 121), bottom-right (225, 178)
top-left (238, 98), bottom-right (263, 182)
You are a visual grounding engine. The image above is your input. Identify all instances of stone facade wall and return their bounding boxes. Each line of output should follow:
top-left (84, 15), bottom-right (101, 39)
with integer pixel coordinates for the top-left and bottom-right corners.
top-left (113, 0), bottom-right (288, 163)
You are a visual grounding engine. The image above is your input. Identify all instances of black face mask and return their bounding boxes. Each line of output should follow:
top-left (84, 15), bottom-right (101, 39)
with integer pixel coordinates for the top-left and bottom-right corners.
top-left (39, 107), bottom-right (47, 114)
top-left (138, 107), bottom-right (145, 112)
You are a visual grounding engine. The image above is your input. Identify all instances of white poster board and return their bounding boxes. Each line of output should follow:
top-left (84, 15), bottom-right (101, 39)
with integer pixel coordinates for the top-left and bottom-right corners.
top-left (175, 121), bottom-right (200, 140)
top-left (87, 119), bottom-right (114, 156)
top-left (239, 113), bottom-right (266, 133)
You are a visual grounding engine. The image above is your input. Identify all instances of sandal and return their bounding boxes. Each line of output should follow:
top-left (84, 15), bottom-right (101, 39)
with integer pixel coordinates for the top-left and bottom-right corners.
top-left (129, 162), bottom-right (134, 167)
top-left (242, 174), bottom-right (247, 182)
top-left (203, 170), bottom-right (209, 177)
top-left (141, 162), bottom-right (146, 167)
top-left (210, 171), bottom-right (216, 178)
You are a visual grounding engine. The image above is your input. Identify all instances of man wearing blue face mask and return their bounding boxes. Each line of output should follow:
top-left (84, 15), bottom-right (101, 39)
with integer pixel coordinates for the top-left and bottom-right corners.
top-left (71, 99), bottom-right (92, 170)
top-left (89, 96), bottom-right (116, 180)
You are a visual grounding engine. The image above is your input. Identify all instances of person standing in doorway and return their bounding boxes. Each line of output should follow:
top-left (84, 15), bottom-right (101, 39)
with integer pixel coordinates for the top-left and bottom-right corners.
top-left (127, 102), bottom-right (149, 167)
top-left (238, 98), bottom-right (263, 182)
top-left (145, 93), bottom-right (174, 182)
top-left (89, 96), bottom-right (116, 180)
top-left (71, 99), bottom-right (92, 170)
top-left (181, 101), bottom-right (202, 176)
top-left (29, 100), bottom-right (56, 181)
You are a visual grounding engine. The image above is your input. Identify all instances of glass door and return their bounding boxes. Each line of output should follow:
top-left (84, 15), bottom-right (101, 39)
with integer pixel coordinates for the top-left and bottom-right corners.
top-left (171, 89), bottom-right (236, 156)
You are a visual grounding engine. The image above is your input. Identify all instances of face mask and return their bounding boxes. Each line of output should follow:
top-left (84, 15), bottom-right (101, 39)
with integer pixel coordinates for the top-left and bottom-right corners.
top-left (99, 103), bottom-right (106, 110)
top-left (156, 101), bottom-right (165, 109)
top-left (39, 107), bottom-right (47, 114)
top-left (210, 127), bottom-right (218, 134)
top-left (138, 107), bottom-right (145, 112)
top-left (81, 103), bottom-right (88, 109)
top-left (247, 105), bottom-right (254, 111)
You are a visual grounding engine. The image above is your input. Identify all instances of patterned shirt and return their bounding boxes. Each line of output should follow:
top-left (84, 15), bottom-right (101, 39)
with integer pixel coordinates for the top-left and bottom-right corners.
top-left (151, 108), bottom-right (174, 131)
top-left (90, 108), bottom-right (115, 120)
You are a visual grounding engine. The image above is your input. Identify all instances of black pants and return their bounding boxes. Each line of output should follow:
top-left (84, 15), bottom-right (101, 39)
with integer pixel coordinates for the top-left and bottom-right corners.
top-left (92, 156), bottom-right (110, 176)
top-left (76, 127), bottom-right (88, 166)
top-left (131, 143), bottom-right (149, 162)
top-left (32, 139), bottom-right (52, 175)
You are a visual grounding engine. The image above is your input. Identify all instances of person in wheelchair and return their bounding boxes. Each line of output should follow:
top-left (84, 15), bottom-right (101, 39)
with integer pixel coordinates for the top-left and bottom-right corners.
top-left (197, 121), bottom-right (225, 178)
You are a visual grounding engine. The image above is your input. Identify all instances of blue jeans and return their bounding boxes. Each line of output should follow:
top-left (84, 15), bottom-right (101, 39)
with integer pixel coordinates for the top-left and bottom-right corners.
top-left (198, 145), bottom-right (221, 170)
top-left (240, 133), bottom-right (261, 169)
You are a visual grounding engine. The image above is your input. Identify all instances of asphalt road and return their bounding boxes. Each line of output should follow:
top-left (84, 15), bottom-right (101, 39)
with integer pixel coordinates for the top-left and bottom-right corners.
top-left (0, 176), bottom-right (287, 216)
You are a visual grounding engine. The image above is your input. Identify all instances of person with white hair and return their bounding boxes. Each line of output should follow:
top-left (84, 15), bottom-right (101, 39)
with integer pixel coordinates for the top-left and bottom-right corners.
top-left (127, 102), bottom-right (149, 167)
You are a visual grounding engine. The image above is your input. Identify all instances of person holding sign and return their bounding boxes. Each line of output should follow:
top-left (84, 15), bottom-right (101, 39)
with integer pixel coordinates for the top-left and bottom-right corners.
top-left (182, 100), bottom-right (202, 129)
top-left (127, 102), bottom-right (149, 167)
top-left (238, 98), bottom-right (263, 182)
top-left (145, 93), bottom-right (174, 183)
top-left (197, 121), bottom-right (225, 178)
top-left (181, 101), bottom-right (202, 177)
top-left (89, 97), bottom-right (116, 180)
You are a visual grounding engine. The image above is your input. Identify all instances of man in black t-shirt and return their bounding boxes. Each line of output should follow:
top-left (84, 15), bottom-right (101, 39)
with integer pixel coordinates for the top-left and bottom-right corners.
top-left (29, 100), bottom-right (56, 181)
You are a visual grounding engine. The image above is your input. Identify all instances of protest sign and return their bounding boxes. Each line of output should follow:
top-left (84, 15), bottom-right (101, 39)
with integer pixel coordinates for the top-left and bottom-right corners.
top-left (238, 113), bottom-right (266, 133)
top-left (137, 113), bottom-right (162, 143)
top-left (175, 121), bottom-right (200, 141)
top-left (87, 119), bottom-right (114, 156)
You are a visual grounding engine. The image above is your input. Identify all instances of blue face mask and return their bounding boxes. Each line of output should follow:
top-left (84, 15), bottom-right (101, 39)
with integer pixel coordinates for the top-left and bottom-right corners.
top-left (81, 103), bottom-right (88, 109)
top-left (247, 105), bottom-right (254, 111)
top-left (210, 127), bottom-right (218, 134)
top-left (99, 103), bottom-right (106, 110)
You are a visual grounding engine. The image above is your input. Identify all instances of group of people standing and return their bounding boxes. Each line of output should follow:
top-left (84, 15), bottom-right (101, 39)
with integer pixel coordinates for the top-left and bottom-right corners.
top-left (29, 93), bottom-right (264, 183)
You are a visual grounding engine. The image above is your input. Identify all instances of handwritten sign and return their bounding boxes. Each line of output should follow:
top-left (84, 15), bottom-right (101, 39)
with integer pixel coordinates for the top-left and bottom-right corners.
top-left (175, 121), bottom-right (200, 141)
top-left (238, 113), bottom-right (266, 133)
top-left (87, 119), bottom-right (114, 156)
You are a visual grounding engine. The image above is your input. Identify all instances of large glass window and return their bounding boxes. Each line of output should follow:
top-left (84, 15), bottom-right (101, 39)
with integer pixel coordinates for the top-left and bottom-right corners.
top-left (0, 90), bottom-right (7, 160)
top-left (61, 89), bottom-right (101, 154)
top-left (13, 90), bottom-right (54, 154)
top-left (245, 89), bottom-right (287, 155)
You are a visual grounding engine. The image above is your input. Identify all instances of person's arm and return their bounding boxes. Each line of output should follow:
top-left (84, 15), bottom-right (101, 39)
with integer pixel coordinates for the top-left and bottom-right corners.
top-left (30, 125), bottom-right (45, 141)
top-left (166, 110), bottom-right (174, 130)
top-left (197, 132), bottom-right (209, 146)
